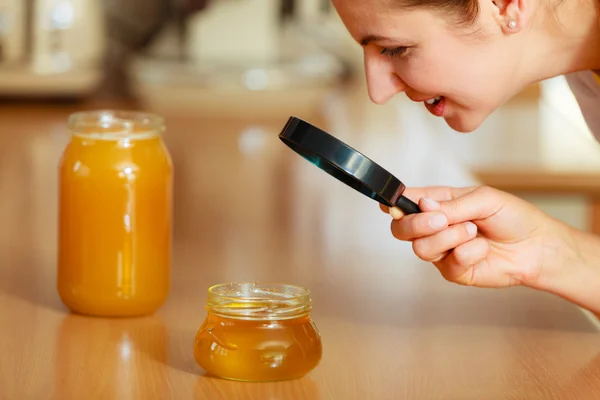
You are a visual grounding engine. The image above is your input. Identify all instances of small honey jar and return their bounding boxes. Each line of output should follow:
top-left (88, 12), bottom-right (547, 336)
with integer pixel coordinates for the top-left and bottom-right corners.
top-left (194, 282), bottom-right (322, 382)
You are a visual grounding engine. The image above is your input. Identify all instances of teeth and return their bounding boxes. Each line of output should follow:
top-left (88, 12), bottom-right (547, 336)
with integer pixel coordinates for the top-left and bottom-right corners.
top-left (425, 96), bottom-right (441, 105)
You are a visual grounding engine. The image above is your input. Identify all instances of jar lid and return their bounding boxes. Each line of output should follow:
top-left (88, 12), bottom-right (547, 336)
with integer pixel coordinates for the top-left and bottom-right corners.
top-left (206, 282), bottom-right (312, 321)
top-left (68, 110), bottom-right (165, 139)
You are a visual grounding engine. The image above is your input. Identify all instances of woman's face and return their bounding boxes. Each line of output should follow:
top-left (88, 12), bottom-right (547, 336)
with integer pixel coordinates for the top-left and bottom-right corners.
top-left (331, 0), bottom-right (528, 133)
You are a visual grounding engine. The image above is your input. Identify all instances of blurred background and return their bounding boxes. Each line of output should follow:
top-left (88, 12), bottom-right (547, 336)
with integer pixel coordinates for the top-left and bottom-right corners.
top-left (1, 0), bottom-right (600, 234)
top-left (4, 4), bottom-right (600, 397)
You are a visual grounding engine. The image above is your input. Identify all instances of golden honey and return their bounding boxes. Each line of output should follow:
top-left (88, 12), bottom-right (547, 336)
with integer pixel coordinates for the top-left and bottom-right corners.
top-left (194, 282), bottom-right (322, 381)
top-left (57, 110), bottom-right (173, 317)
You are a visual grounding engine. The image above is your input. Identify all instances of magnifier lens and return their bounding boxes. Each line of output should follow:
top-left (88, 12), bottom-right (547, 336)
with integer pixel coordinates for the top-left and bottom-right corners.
top-left (278, 117), bottom-right (421, 215)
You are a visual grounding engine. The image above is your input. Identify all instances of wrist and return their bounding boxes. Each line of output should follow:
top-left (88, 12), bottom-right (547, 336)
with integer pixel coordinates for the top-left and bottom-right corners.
top-left (536, 220), bottom-right (600, 315)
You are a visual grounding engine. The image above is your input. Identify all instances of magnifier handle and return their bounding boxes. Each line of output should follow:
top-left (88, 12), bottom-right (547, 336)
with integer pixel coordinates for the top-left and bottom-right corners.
top-left (395, 195), bottom-right (421, 215)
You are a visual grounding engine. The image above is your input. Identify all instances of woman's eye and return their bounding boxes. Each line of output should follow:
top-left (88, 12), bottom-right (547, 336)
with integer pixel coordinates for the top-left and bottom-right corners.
top-left (380, 47), bottom-right (407, 58)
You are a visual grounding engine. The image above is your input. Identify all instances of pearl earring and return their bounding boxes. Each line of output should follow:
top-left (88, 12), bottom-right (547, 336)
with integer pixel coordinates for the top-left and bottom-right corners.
top-left (508, 20), bottom-right (517, 29)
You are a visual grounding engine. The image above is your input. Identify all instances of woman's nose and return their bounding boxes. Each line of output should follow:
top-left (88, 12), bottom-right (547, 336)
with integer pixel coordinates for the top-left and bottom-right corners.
top-left (364, 50), bottom-right (404, 104)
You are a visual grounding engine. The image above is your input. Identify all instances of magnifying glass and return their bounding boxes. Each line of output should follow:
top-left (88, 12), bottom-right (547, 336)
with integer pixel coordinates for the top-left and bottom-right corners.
top-left (278, 116), bottom-right (421, 215)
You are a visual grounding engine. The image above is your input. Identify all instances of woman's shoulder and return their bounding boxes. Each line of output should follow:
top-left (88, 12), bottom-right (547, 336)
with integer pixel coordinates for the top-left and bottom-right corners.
top-left (565, 70), bottom-right (600, 139)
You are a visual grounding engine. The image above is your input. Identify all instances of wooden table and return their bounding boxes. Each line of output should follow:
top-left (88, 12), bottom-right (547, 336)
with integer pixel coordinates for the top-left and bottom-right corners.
top-left (2, 95), bottom-right (600, 399)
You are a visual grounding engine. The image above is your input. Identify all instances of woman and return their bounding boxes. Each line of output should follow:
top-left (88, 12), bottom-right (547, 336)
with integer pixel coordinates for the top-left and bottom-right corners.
top-left (330, 0), bottom-right (600, 315)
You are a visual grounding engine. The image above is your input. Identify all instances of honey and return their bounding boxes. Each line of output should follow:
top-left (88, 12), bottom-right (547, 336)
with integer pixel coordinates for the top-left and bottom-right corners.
top-left (57, 110), bottom-right (173, 317)
top-left (194, 282), bottom-right (322, 381)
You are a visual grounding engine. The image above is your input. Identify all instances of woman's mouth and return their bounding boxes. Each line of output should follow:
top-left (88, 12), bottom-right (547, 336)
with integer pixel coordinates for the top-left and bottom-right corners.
top-left (424, 96), bottom-right (445, 117)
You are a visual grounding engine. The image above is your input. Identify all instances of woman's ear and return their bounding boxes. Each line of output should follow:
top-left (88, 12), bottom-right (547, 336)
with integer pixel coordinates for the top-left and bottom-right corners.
top-left (491, 0), bottom-right (527, 34)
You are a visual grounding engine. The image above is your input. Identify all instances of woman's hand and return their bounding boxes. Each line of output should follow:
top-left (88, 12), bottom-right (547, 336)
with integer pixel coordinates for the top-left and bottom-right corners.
top-left (382, 186), bottom-right (577, 289)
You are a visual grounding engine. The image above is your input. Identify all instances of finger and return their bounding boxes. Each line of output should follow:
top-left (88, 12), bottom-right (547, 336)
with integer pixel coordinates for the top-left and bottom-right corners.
top-left (382, 197), bottom-right (442, 222)
top-left (435, 237), bottom-right (490, 285)
top-left (379, 204), bottom-right (403, 220)
top-left (380, 204), bottom-right (407, 220)
top-left (394, 196), bottom-right (441, 221)
top-left (419, 197), bottom-right (441, 212)
top-left (382, 186), bottom-right (479, 220)
top-left (437, 186), bottom-right (504, 225)
top-left (379, 203), bottom-right (390, 214)
top-left (390, 207), bottom-right (403, 220)
top-left (391, 210), bottom-right (448, 241)
top-left (412, 221), bottom-right (478, 262)
top-left (383, 186), bottom-right (477, 220)
top-left (402, 186), bottom-right (478, 204)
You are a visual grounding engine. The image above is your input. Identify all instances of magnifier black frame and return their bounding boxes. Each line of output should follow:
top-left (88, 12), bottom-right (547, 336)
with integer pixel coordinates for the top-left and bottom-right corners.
top-left (278, 116), bottom-right (420, 215)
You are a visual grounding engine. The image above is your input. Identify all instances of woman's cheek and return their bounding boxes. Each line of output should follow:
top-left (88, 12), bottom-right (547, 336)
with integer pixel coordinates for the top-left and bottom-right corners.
top-left (398, 71), bottom-right (441, 96)
top-left (394, 59), bottom-right (441, 95)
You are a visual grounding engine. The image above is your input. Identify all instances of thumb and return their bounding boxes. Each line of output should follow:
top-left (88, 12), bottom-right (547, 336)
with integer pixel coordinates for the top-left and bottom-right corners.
top-left (418, 197), bottom-right (442, 212)
top-left (388, 196), bottom-right (441, 219)
top-left (436, 186), bottom-right (503, 224)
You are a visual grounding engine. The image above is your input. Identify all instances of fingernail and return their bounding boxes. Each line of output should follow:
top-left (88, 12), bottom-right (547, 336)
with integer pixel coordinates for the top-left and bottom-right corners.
top-left (423, 197), bottom-right (440, 209)
top-left (466, 222), bottom-right (477, 236)
top-left (390, 207), bottom-right (403, 220)
top-left (429, 213), bottom-right (447, 228)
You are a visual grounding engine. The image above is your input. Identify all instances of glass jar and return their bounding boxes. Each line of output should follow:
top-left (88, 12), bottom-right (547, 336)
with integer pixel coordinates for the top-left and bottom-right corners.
top-left (194, 282), bottom-right (322, 382)
top-left (57, 110), bottom-right (173, 317)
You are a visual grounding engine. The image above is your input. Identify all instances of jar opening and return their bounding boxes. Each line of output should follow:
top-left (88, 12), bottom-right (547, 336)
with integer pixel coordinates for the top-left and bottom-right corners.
top-left (68, 110), bottom-right (164, 140)
top-left (206, 282), bottom-right (312, 321)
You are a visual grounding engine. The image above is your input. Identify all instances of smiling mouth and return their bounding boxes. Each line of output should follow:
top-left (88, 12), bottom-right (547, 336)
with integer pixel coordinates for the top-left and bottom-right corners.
top-left (425, 96), bottom-right (442, 106)
top-left (423, 96), bottom-right (445, 117)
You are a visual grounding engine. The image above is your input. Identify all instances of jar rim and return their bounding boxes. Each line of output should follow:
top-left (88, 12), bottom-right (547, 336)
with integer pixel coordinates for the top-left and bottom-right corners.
top-left (206, 282), bottom-right (312, 320)
top-left (67, 109), bottom-right (165, 140)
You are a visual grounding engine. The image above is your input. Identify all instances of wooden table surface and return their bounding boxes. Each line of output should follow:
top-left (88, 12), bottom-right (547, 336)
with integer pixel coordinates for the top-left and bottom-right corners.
top-left (2, 90), bottom-right (600, 400)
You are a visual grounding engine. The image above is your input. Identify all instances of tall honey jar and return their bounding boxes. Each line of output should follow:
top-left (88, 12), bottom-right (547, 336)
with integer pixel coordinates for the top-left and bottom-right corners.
top-left (57, 110), bottom-right (173, 317)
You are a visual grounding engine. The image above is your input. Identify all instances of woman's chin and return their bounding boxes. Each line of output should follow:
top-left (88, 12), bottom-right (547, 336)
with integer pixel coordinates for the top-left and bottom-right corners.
top-left (444, 111), bottom-right (486, 133)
